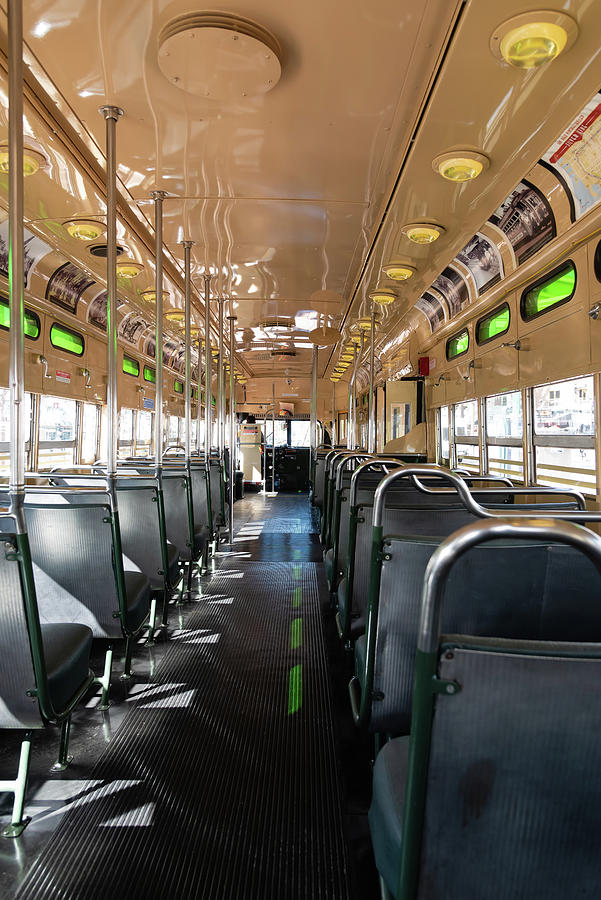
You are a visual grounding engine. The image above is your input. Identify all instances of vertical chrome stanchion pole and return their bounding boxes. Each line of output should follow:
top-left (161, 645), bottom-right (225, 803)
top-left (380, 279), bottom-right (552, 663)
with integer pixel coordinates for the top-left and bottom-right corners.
top-left (203, 273), bottom-right (212, 458)
top-left (8, 0), bottom-right (25, 529)
top-left (218, 296), bottom-right (225, 460)
top-left (99, 105), bottom-right (124, 500)
top-left (271, 382), bottom-right (276, 494)
top-left (227, 315), bottom-right (237, 544)
top-left (181, 240), bottom-right (194, 463)
top-left (150, 190), bottom-right (168, 485)
top-left (196, 333), bottom-right (202, 453)
top-left (332, 380), bottom-right (336, 446)
top-left (347, 363), bottom-right (353, 450)
top-left (368, 302), bottom-right (376, 453)
top-left (310, 345), bottom-right (318, 458)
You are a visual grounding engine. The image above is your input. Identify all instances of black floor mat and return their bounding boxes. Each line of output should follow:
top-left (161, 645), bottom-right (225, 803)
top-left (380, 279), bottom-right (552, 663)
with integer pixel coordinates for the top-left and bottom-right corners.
top-left (17, 499), bottom-right (350, 900)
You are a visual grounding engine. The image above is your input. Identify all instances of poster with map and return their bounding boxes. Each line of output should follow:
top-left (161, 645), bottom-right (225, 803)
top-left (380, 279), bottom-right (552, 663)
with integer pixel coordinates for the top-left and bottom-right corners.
top-left (542, 91), bottom-right (601, 219)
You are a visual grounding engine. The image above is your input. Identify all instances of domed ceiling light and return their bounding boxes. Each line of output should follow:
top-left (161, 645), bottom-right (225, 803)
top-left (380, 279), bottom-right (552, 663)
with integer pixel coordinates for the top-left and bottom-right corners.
top-left (308, 325), bottom-right (341, 346)
top-left (432, 150), bottom-right (489, 183)
top-left (401, 223), bottom-right (445, 244)
top-left (369, 289), bottom-right (396, 305)
top-left (158, 12), bottom-right (282, 101)
top-left (63, 219), bottom-right (106, 241)
top-left (490, 12), bottom-right (577, 68)
top-left (382, 262), bottom-right (415, 281)
top-left (140, 289), bottom-right (169, 305)
top-left (0, 143), bottom-right (46, 177)
top-left (117, 259), bottom-right (144, 278)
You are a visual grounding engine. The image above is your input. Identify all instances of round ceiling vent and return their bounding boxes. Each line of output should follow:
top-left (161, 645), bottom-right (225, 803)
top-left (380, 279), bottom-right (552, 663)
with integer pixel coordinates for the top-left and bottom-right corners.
top-left (89, 244), bottom-right (125, 258)
top-left (157, 12), bottom-right (282, 100)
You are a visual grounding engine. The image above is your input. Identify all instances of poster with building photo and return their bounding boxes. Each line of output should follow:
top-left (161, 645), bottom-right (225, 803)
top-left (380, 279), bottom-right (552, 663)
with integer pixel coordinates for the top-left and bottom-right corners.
top-left (46, 261), bottom-right (95, 313)
top-left (0, 220), bottom-right (50, 287)
top-left (415, 292), bottom-right (446, 333)
top-left (456, 232), bottom-right (503, 295)
top-left (542, 91), bottom-right (601, 219)
top-left (119, 311), bottom-right (150, 346)
top-left (488, 181), bottom-right (555, 265)
top-left (432, 266), bottom-right (469, 317)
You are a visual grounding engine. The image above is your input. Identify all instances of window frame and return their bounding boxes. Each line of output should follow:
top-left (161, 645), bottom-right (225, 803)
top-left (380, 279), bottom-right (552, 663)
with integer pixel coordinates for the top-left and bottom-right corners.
top-left (476, 302), bottom-right (511, 346)
top-left (122, 354), bottom-right (140, 378)
top-left (143, 365), bottom-right (156, 384)
top-left (446, 328), bottom-right (470, 361)
top-left (0, 297), bottom-right (41, 340)
top-left (520, 260), bottom-right (576, 323)
top-left (49, 322), bottom-right (85, 357)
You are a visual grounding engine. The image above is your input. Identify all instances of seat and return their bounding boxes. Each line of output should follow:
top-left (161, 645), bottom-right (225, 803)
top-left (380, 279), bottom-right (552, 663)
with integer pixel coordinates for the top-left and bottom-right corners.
top-left (41, 623), bottom-right (93, 712)
top-left (123, 571), bottom-right (152, 633)
top-left (194, 525), bottom-right (210, 554)
top-left (166, 540), bottom-right (180, 585)
top-left (368, 737), bottom-right (409, 897)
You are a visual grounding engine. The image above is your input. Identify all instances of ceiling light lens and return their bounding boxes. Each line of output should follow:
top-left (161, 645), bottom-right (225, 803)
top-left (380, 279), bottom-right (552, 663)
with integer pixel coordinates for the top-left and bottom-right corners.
top-left (65, 220), bottom-right (105, 241)
top-left (404, 224), bottom-right (443, 244)
top-left (500, 22), bottom-right (567, 67)
top-left (439, 157), bottom-right (483, 182)
top-left (0, 147), bottom-right (45, 177)
top-left (370, 290), bottom-right (396, 305)
top-left (117, 260), bottom-right (144, 278)
top-left (383, 263), bottom-right (415, 281)
top-left (141, 290), bottom-right (169, 304)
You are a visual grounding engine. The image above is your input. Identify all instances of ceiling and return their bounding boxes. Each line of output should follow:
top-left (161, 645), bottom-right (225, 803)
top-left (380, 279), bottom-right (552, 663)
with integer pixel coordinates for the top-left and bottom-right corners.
top-left (1, 0), bottom-right (601, 385)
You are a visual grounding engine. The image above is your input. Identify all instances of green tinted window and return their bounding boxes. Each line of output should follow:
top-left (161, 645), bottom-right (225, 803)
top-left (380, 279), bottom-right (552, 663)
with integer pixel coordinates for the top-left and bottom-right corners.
top-left (143, 365), bottom-right (156, 384)
top-left (122, 355), bottom-right (139, 377)
top-left (446, 329), bottom-right (469, 360)
top-left (174, 380), bottom-right (184, 394)
top-left (477, 304), bottom-right (510, 344)
top-left (0, 299), bottom-right (40, 339)
top-left (521, 262), bottom-right (576, 321)
top-left (50, 323), bottom-right (84, 356)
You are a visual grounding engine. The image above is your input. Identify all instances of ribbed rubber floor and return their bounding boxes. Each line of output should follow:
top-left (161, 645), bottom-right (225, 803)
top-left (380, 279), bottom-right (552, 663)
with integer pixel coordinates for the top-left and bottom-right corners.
top-left (17, 495), bottom-right (350, 900)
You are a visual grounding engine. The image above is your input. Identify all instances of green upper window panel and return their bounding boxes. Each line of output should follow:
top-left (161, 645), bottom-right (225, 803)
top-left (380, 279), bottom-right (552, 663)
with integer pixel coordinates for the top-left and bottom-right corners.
top-left (521, 262), bottom-right (576, 321)
top-left (477, 303), bottom-right (510, 345)
top-left (0, 298), bottom-right (40, 339)
top-left (143, 365), bottom-right (156, 384)
top-left (446, 329), bottom-right (469, 360)
top-left (174, 380), bottom-right (184, 394)
top-left (122, 355), bottom-right (139, 377)
top-left (50, 323), bottom-right (84, 356)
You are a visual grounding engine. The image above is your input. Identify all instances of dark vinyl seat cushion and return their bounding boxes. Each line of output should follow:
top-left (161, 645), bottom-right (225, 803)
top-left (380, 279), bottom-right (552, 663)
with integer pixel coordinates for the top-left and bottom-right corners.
top-left (166, 541), bottom-right (180, 585)
top-left (325, 548), bottom-right (334, 583)
top-left (194, 525), bottom-right (210, 554)
top-left (123, 571), bottom-right (151, 633)
top-left (368, 737), bottom-right (410, 899)
top-left (41, 623), bottom-right (93, 713)
top-left (337, 577), bottom-right (366, 638)
top-left (355, 634), bottom-right (366, 691)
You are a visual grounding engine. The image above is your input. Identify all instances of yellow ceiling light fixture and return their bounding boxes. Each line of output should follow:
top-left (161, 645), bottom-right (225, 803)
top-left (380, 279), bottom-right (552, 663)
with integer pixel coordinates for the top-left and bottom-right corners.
top-left (491, 12), bottom-right (577, 69)
top-left (369, 289), bottom-right (396, 305)
top-left (140, 289), bottom-right (169, 305)
top-left (330, 375), bottom-right (340, 382)
top-left (117, 259), bottom-right (144, 278)
top-left (357, 317), bottom-right (375, 331)
top-left (401, 223), bottom-right (445, 244)
top-left (336, 361), bottom-right (351, 369)
top-left (63, 219), bottom-right (106, 242)
top-left (340, 352), bottom-right (355, 362)
top-left (165, 310), bottom-right (184, 321)
top-left (433, 150), bottom-right (489, 183)
top-left (0, 143), bottom-right (46, 177)
top-left (382, 262), bottom-right (415, 282)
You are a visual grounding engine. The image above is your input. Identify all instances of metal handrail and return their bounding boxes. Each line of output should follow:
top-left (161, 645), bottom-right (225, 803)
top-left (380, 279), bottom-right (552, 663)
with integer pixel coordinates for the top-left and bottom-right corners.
top-left (349, 458), bottom-right (405, 507)
top-left (374, 466), bottom-right (601, 527)
top-left (334, 453), bottom-right (374, 490)
top-left (419, 517), bottom-right (601, 654)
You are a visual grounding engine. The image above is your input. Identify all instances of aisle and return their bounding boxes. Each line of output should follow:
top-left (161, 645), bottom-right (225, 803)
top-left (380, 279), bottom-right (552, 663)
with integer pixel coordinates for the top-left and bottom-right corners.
top-left (16, 494), bottom-right (350, 900)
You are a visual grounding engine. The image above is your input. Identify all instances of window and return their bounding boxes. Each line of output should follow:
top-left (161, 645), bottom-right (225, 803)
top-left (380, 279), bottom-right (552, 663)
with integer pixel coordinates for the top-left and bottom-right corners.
top-left (454, 400), bottom-right (479, 472)
top-left (485, 391), bottom-right (523, 481)
top-left (0, 389), bottom-right (32, 475)
top-left (50, 323), bottom-right (84, 356)
top-left (532, 376), bottom-right (596, 493)
top-left (438, 406), bottom-right (450, 465)
top-left (174, 380), bottom-right (184, 395)
top-left (264, 420), bottom-right (289, 447)
top-left (143, 365), bottom-right (156, 384)
top-left (122, 355), bottom-right (139, 377)
top-left (118, 408), bottom-right (135, 458)
top-left (446, 329), bottom-right (469, 360)
top-left (80, 403), bottom-right (99, 464)
top-left (476, 303), bottom-right (510, 345)
top-left (291, 420), bottom-right (311, 447)
top-left (391, 403), bottom-right (411, 440)
top-left (521, 261), bottom-right (576, 321)
top-left (0, 299), bottom-right (40, 340)
top-left (136, 410), bottom-right (153, 456)
top-left (168, 416), bottom-right (180, 442)
top-left (38, 395), bottom-right (77, 469)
